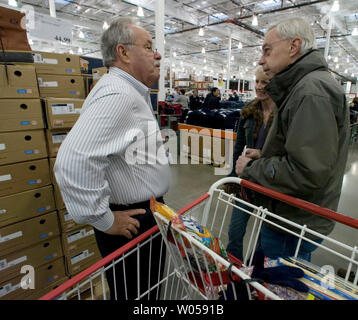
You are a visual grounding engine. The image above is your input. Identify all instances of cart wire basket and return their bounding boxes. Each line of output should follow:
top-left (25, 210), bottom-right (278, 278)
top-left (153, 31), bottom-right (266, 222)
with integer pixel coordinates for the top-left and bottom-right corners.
top-left (40, 177), bottom-right (358, 301)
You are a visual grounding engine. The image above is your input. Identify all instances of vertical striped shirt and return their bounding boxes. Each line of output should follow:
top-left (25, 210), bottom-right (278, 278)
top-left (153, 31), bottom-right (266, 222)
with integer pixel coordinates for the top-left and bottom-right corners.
top-left (54, 67), bottom-right (171, 232)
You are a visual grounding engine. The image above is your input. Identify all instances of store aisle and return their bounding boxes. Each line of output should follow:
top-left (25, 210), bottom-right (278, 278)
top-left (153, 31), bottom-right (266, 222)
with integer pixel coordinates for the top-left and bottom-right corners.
top-left (164, 143), bottom-right (358, 272)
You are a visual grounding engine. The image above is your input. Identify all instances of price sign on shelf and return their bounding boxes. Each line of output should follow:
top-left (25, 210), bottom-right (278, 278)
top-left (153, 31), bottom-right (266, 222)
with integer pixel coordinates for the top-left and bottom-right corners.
top-left (28, 12), bottom-right (73, 45)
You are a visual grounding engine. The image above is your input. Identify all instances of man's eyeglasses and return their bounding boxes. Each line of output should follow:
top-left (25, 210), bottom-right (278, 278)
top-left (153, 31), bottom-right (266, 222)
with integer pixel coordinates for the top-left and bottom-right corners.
top-left (261, 39), bottom-right (287, 57)
top-left (121, 43), bottom-right (158, 54)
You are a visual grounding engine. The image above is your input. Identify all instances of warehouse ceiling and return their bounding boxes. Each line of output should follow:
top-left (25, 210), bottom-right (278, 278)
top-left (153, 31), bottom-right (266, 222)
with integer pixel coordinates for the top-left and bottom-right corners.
top-left (1, 0), bottom-right (358, 80)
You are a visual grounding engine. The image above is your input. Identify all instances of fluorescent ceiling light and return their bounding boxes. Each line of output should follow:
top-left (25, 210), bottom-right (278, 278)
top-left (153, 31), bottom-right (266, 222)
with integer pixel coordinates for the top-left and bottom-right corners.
top-left (173, 51), bottom-right (177, 57)
top-left (137, 6), bottom-right (144, 17)
top-left (231, 56), bottom-right (234, 61)
top-left (203, 58), bottom-right (207, 63)
top-left (78, 47), bottom-right (83, 54)
top-left (8, 0), bottom-right (18, 7)
top-left (252, 15), bottom-right (258, 26)
top-left (238, 42), bottom-right (243, 49)
top-left (79, 31), bottom-right (85, 39)
top-left (103, 21), bottom-right (109, 30)
top-left (331, 1), bottom-right (339, 12)
top-left (199, 28), bottom-right (204, 36)
top-left (352, 28), bottom-right (358, 36)
top-left (334, 57), bottom-right (338, 63)
top-left (201, 47), bottom-right (205, 54)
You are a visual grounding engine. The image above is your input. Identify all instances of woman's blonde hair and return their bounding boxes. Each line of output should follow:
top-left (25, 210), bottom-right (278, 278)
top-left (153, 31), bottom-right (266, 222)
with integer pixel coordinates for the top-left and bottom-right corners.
top-left (255, 66), bottom-right (270, 80)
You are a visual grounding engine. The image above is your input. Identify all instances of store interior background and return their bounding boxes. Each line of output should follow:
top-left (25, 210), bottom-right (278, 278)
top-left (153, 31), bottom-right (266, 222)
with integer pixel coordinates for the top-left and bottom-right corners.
top-left (1, 0), bottom-right (358, 298)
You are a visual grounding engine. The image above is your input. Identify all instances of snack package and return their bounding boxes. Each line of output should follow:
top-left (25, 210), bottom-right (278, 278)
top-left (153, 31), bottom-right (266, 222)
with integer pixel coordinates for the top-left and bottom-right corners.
top-left (150, 197), bottom-right (229, 272)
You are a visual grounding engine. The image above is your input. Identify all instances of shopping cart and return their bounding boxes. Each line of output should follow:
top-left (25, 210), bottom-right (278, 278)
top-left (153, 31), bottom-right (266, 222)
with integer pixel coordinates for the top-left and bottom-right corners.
top-left (40, 177), bottom-right (358, 301)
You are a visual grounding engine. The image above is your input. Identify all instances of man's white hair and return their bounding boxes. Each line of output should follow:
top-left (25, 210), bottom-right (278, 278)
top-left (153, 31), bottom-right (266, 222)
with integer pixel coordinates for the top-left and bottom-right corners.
top-left (268, 18), bottom-right (317, 55)
top-left (100, 17), bottom-right (139, 67)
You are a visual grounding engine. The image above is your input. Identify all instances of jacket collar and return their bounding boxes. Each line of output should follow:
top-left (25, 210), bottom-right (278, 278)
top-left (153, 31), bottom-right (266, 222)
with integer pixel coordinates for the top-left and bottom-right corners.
top-left (265, 50), bottom-right (328, 107)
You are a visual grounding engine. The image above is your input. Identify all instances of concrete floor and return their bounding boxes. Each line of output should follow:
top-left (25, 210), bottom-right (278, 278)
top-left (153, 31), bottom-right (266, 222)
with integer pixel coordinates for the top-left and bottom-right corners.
top-left (163, 142), bottom-right (358, 276)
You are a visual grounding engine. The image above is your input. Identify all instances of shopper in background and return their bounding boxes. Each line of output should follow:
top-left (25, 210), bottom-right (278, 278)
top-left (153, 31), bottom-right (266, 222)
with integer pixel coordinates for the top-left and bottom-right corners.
top-left (235, 18), bottom-right (349, 261)
top-left (54, 17), bottom-right (171, 300)
top-left (203, 87), bottom-right (221, 109)
top-left (189, 89), bottom-right (202, 110)
top-left (226, 66), bottom-right (275, 261)
top-left (351, 97), bottom-right (358, 112)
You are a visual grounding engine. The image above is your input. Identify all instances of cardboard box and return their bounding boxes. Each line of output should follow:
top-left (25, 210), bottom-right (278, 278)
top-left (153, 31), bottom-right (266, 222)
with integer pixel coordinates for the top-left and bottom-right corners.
top-left (61, 225), bottom-right (96, 256)
top-left (92, 67), bottom-right (108, 85)
top-left (0, 185), bottom-right (55, 228)
top-left (49, 157), bottom-right (56, 184)
top-left (54, 184), bottom-right (65, 210)
top-left (0, 159), bottom-right (51, 197)
top-left (0, 211), bottom-right (60, 256)
top-left (0, 99), bottom-right (44, 133)
top-left (0, 7), bottom-right (32, 52)
top-left (45, 129), bottom-right (70, 157)
top-left (26, 276), bottom-right (69, 300)
top-left (44, 98), bottom-right (84, 129)
top-left (37, 74), bottom-right (86, 99)
top-left (0, 130), bottom-right (48, 165)
top-left (33, 51), bottom-right (81, 75)
top-left (0, 64), bottom-right (39, 98)
top-left (0, 236), bottom-right (63, 282)
top-left (0, 258), bottom-right (66, 300)
top-left (65, 241), bottom-right (101, 277)
top-left (48, 158), bottom-right (66, 210)
top-left (58, 209), bottom-right (79, 233)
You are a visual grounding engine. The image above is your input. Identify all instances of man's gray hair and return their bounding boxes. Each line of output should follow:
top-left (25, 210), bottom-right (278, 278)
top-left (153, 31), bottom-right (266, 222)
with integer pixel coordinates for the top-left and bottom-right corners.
top-left (268, 18), bottom-right (317, 55)
top-left (100, 17), bottom-right (137, 67)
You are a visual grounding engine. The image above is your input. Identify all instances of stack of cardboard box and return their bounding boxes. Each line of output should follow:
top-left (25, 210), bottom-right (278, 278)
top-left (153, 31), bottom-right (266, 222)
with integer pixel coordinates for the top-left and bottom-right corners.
top-left (33, 52), bottom-right (101, 283)
top-left (0, 63), bottom-right (68, 300)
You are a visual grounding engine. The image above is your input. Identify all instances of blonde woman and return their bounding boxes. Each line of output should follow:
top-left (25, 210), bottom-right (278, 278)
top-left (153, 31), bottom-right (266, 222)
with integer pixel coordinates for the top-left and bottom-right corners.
top-left (227, 66), bottom-right (275, 260)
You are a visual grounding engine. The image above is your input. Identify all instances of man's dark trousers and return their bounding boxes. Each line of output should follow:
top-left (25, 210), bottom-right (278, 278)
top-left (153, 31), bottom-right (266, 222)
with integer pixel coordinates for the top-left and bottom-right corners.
top-left (93, 198), bottom-right (166, 300)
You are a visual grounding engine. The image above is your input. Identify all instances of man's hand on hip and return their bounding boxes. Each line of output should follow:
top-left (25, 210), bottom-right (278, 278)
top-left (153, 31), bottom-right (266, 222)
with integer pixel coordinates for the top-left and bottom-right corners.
top-left (105, 209), bottom-right (146, 238)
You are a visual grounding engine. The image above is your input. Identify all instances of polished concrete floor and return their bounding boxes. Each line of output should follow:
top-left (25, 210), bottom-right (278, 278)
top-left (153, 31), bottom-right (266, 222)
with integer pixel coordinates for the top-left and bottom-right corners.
top-left (164, 142), bottom-right (358, 276)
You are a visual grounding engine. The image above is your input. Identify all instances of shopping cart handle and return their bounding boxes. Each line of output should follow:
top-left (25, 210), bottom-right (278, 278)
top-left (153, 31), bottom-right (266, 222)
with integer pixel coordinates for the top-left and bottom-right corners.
top-left (210, 177), bottom-right (358, 230)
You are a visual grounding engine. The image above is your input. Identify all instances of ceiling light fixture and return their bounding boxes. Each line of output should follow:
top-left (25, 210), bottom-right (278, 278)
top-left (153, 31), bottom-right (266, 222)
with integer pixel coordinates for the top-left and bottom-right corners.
top-left (352, 27), bottom-right (358, 36)
top-left (231, 56), bottom-right (234, 61)
top-left (238, 42), bottom-right (243, 49)
top-left (199, 27), bottom-right (204, 36)
top-left (201, 47), bottom-right (205, 54)
top-left (137, 6), bottom-right (144, 17)
top-left (78, 47), bottom-right (83, 54)
top-left (334, 57), bottom-right (338, 63)
top-left (79, 31), bottom-right (85, 39)
top-left (331, 1), bottom-right (339, 12)
top-left (8, 0), bottom-right (18, 7)
top-left (203, 58), bottom-right (207, 63)
top-left (252, 15), bottom-right (258, 26)
top-left (103, 21), bottom-right (109, 30)
top-left (173, 51), bottom-right (177, 57)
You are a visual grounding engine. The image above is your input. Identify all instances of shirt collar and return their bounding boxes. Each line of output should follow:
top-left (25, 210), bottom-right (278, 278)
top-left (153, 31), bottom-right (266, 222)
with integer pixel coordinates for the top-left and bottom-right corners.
top-left (109, 67), bottom-right (150, 98)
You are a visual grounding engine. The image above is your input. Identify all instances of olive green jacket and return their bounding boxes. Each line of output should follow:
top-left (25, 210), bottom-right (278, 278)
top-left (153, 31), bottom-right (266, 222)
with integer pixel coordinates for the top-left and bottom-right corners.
top-left (242, 50), bottom-right (349, 237)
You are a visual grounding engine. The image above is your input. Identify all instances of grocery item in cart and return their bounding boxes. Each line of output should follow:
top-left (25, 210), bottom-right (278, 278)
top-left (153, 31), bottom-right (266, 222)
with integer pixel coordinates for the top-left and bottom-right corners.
top-left (150, 197), bottom-right (229, 272)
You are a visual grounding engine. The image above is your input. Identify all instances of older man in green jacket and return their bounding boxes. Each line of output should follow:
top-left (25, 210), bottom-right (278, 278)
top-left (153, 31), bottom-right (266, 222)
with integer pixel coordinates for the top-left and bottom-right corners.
top-left (235, 18), bottom-right (349, 261)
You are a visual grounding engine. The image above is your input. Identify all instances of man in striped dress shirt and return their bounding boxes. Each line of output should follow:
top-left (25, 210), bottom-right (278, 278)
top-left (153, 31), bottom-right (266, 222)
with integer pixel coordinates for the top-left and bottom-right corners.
top-left (54, 17), bottom-right (171, 300)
